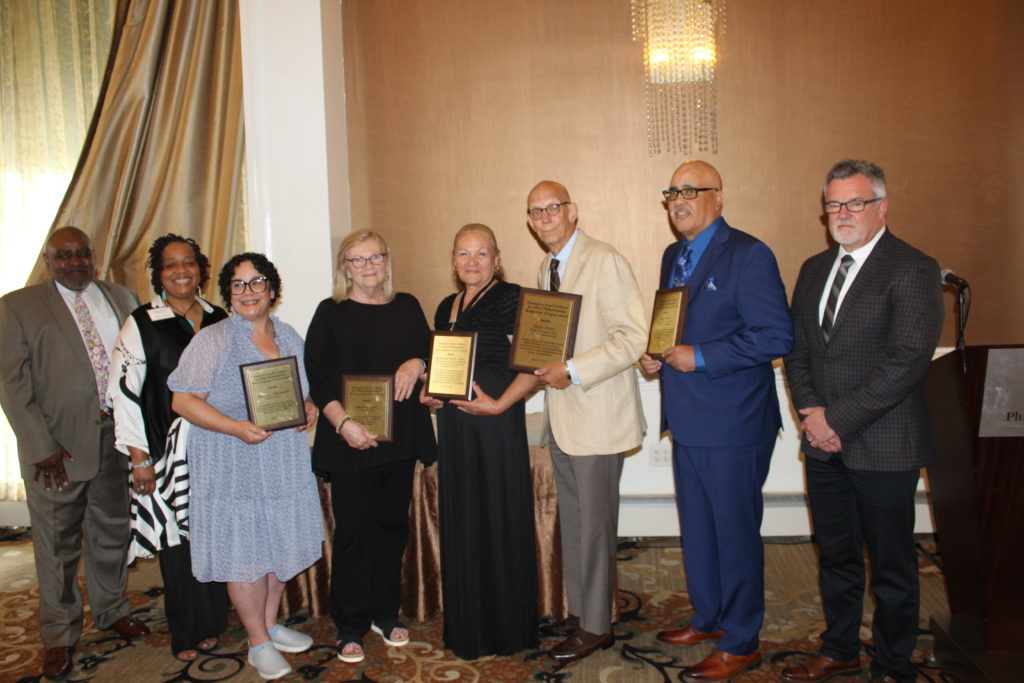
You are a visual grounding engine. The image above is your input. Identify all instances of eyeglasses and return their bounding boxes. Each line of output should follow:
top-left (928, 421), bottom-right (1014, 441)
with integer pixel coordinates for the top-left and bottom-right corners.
top-left (345, 253), bottom-right (386, 268)
top-left (51, 248), bottom-right (93, 260)
top-left (662, 187), bottom-right (719, 201)
top-left (527, 202), bottom-right (570, 220)
top-left (823, 197), bottom-right (882, 214)
top-left (229, 277), bottom-right (269, 294)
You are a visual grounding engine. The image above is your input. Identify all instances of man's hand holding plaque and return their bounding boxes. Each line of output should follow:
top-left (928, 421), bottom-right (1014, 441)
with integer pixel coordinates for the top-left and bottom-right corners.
top-left (508, 288), bottom-right (582, 373)
top-left (646, 286), bottom-right (689, 360)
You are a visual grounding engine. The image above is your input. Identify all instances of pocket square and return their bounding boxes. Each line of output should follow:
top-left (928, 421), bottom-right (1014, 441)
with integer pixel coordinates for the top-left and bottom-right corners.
top-left (703, 277), bottom-right (718, 291)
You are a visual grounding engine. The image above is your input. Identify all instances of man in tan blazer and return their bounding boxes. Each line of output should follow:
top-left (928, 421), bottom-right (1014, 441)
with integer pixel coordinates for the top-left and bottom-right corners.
top-left (528, 181), bottom-right (647, 662)
top-left (0, 227), bottom-right (147, 679)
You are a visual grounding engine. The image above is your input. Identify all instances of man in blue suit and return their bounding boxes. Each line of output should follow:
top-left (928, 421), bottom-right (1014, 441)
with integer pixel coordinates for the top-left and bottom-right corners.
top-left (640, 160), bottom-right (793, 681)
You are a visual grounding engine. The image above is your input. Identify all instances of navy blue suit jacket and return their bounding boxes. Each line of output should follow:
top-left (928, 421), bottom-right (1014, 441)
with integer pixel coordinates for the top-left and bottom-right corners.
top-left (658, 220), bottom-right (794, 447)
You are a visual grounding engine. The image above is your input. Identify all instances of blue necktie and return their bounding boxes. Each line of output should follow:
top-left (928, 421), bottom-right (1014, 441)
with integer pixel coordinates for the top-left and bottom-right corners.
top-left (671, 245), bottom-right (693, 287)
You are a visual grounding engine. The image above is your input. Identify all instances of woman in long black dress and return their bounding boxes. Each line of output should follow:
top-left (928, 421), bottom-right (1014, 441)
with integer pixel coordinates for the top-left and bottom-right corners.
top-left (305, 230), bottom-right (436, 664)
top-left (423, 223), bottom-right (539, 659)
top-left (108, 234), bottom-right (228, 661)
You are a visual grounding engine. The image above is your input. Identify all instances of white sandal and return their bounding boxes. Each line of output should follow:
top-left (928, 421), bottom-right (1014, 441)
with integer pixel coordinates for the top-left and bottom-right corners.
top-left (370, 621), bottom-right (410, 647)
top-left (337, 639), bottom-right (365, 663)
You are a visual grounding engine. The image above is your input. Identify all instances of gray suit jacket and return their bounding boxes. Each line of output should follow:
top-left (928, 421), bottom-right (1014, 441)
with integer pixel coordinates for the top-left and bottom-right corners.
top-left (784, 229), bottom-right (944, 471)
top-left (0, 278), bottom-right (139, 480)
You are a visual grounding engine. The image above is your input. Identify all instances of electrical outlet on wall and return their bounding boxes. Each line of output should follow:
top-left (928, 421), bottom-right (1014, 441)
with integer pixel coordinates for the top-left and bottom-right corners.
top-left (649, 442), bottom-right (671, 468)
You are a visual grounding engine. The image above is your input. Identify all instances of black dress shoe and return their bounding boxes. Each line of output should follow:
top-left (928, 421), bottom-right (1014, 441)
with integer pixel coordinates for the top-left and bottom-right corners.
top-left (540, 615), bottom-right (580, 638)
top-left (42, 645), bottom-right (74, 679)
top-left (550, 628), bottom-right (614, 661)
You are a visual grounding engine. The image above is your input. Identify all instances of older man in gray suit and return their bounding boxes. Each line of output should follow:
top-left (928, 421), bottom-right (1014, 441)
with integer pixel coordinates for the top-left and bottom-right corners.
top-left (782, 161), bottom-right (944, 683)
top-left (0, 227), bottom-right (148, 679)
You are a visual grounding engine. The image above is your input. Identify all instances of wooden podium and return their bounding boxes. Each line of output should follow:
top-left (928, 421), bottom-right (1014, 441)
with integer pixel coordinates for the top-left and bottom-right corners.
top-left (926, 346), bottom-right (1024, 681)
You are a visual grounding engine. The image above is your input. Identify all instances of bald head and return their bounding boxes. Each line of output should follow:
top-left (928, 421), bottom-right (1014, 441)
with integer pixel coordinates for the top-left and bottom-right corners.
top-left (44, 226), bottom-right (95, 291)
top-left (527, 180), bottom-right (578, 254)
top-left (528, 180), bottom-right (571, 205)
top-left (666, 160), bottom-right (724, 241)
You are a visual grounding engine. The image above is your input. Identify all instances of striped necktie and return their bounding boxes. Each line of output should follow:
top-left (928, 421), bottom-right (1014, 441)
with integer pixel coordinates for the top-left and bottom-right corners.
top-left (821, 254), bottom-right (854, 343)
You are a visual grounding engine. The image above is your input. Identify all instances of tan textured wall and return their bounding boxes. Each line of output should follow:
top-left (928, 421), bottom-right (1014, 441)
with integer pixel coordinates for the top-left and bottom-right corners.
top-left (341, 0), bottom-right (1022, 346)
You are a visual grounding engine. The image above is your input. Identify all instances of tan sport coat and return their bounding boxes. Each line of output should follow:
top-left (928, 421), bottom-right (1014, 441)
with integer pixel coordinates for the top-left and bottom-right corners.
top-left (537, 229), bottom-right (647, 455)
top-left (0, 278), bottom-right (139, 480)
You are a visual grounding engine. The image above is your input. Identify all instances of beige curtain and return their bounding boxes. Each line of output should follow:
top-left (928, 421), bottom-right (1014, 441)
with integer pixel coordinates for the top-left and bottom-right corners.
top-left (0, 0), bottom-right (118, 502)
top-left (1, 0), bottom-right (246, 503)
top-left (27, 0), bottom-right (247, 294)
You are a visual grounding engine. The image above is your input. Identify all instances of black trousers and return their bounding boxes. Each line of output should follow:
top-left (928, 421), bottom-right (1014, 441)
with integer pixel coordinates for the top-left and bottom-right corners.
top-left (159, 540), bottom-right (227, 654)
top-left (805, 455), bottom-right (920, 683)
top-left (329, 458), bottom-right (416, 642)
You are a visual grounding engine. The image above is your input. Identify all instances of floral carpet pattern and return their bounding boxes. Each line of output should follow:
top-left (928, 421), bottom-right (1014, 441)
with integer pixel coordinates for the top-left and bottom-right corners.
top-left (1, 533), bottom-right (951, 682)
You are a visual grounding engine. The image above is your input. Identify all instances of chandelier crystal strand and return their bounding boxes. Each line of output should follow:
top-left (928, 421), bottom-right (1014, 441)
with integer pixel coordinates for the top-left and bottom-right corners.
top-left (631, 0), bottom-right (725, 156)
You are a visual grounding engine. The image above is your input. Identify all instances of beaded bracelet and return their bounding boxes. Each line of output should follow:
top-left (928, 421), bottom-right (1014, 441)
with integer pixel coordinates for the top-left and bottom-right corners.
top-left (130, 458), bottom-right (154, 469)
top-left (335, 416), bottom-right (352, 435)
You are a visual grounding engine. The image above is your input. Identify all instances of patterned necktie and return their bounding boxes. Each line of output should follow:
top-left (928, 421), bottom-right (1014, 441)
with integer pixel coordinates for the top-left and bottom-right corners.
top-left (821, 254), bottom-right (854, 343)
top-left (671, 245), bottom-right (693, 287)
top-left (549, 258), bottom-right (560, 292)
top-left (73, 292), bottom-right (110, 406)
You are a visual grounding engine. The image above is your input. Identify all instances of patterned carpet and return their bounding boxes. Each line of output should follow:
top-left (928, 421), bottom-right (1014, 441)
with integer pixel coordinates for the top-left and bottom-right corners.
top-left (1, 532), bottom-right (951, 682)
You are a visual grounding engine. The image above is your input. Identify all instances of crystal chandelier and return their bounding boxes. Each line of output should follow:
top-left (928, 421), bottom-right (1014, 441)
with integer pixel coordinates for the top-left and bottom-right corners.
top-left (631, 0), bottom-right (726, 155)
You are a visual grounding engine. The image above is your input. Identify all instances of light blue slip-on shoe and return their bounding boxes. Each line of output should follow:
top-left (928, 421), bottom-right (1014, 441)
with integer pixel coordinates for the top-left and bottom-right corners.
top-left (269, 624), bottom-right (314, 653)
top-left (248, 641), bottom-right (292, 680)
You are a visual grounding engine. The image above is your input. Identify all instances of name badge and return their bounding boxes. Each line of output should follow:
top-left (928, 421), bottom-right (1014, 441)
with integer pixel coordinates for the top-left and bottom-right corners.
top-left (147, 307), bottom-right (176, 321)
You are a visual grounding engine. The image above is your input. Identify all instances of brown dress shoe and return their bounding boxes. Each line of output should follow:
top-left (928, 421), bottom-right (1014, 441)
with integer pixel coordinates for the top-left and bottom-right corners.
top-left (780, 653), bottom-right (861, 682)
top-left (42, 645), bottom-right (74, 679)
top-left (550, 628), bottom-right (614, 661)
top-left (656, 624), bottom-right (725, 646)
top-left (108, 615), bottom-right (151, 639)
top-left (540, 615), bottom-right (580, 638)
top-left (684, 648), bottom-right (761, 681)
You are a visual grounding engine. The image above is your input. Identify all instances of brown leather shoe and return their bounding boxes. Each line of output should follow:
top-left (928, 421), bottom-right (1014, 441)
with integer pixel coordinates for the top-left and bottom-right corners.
top-left (684, 648), bottom-right (761, 681)
top-left (540, 615), bottom-right (580, 638)
top-left (108, 614), bottom-right (151, 639)
top-left (780, 653), bottom-right (861, 682)
top-left (656, 624), bottom-right (725, 646)
top-left (42, 645), bottom-right (74, 679)
top-left (550, 628), bottom-right (614, 661)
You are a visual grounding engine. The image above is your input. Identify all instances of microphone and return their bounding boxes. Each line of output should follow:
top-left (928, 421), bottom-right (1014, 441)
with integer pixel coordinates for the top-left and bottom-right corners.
top-left (941, 269), bottom-right (968, 288)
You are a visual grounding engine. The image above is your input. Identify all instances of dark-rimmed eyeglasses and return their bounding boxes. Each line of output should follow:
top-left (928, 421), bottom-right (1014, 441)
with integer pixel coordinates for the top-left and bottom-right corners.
top-left (662, 187), bottom-right (719, 201)
top-left (823, 197), bottom-right (882, 214)
top-left (229, 277), bottom-right (269, 294)
top-left (527, 202), bottom-right (570, 220)
top-left (345, 253), bottom-right (386, 268)
top-left (51, 248), bottom-right (93, 260)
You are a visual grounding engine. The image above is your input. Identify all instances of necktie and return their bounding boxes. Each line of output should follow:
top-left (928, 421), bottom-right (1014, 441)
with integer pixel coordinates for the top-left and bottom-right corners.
top-left (671, 245), bottom-right (693, 287)
top-left (73, 292), bottom-right (110, 406)
top-left (821, 254), bottom-right (854, 343)
top-left (549, 258), bottom-right (560, 292)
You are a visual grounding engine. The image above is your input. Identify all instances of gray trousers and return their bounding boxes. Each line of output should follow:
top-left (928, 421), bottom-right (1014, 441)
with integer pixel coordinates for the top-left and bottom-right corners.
top-left (549, 440), bottom-right (624, 635)
top-left (25, 419), bottom-right (131, 648)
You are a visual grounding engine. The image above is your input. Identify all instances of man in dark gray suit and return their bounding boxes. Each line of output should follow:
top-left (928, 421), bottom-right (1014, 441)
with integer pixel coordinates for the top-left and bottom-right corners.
top-left (782, 161), bottom-right (944, 683)
top-left (0, 227), bottom-right (148, 679)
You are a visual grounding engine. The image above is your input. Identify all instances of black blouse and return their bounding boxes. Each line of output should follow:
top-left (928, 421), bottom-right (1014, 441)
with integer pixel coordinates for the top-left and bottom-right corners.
top-left (305, 293), bottom-right (437, 475)
top-left (129, 303), bottom-right (228, 462)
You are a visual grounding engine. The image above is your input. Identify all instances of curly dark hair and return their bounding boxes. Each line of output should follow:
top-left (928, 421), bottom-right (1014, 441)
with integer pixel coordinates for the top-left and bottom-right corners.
top-left (146, 234), bottom-right (211, 295)
top-left (217, 252), bottom-right (282, 311)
